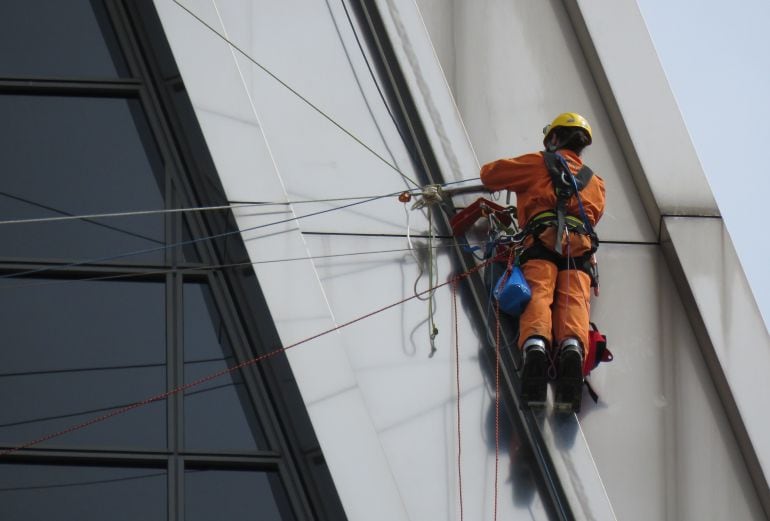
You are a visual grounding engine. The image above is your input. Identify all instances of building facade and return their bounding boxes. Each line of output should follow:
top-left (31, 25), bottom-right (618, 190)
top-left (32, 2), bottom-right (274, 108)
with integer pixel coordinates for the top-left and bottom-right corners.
top-left (0, 1), bottom-right (767, 520)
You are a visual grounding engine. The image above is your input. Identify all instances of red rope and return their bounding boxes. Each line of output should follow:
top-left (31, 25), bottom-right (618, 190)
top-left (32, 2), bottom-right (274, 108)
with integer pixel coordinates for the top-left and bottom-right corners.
top-left (452, 280), bottom-right (464, 521)
top-left (0, 257), bottom-right (499, 458)
top-left (494, 299), bottom-right (501, 521)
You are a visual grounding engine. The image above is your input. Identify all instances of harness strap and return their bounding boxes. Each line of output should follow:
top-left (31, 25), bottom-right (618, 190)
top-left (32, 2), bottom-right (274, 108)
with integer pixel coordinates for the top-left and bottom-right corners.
top-left (519, 242), bottom-right (595, 278)
top-left (542, 152), bottom-right (595, 254)
top-left (555, 198), bottom-right (567, 255)
top-left (543, 152), bottom-right (594, 192)
top-left (527, 211), bottom-right (592, 236)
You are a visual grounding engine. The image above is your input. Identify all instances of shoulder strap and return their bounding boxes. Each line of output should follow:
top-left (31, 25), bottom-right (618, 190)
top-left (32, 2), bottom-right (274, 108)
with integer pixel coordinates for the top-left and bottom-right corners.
top-left (542, 152), bottom-right (593, 192)
top-left (542, 152), bottom-right (564, 190)
top-left (575, 165), bottom-right (593, 190)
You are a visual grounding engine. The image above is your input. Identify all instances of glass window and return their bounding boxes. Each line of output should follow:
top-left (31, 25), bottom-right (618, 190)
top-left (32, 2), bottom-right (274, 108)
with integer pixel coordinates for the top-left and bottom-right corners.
top-left (0, 463), bottom-right (166, 521)
top-left (181, 215), bottom-right (205, 264)
top-left (184, 283), bottom-right (269, 450)
top-left (0, 0), bottom-right (128, 78)
top-left (0, 95), bottom-right (165, 264)
top-left (0, 279), bottom-right (166, 449)
top-left (185, 468), bottom-right (295, 521)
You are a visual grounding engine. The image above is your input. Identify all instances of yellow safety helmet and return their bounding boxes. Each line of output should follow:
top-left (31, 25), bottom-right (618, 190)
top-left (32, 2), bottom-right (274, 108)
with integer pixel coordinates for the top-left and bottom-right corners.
top-left (542, 112), bottom-right (592, 146)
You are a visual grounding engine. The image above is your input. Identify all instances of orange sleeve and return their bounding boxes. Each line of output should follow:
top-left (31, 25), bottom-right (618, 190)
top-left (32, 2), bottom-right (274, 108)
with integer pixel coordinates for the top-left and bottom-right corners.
top-left (480, 153), bottom-right (543, 192)
top-left (582, 174), bottom-right (606, 226)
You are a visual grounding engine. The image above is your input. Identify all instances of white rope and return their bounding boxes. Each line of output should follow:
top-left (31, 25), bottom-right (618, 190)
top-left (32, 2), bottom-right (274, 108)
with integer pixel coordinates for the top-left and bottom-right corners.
top-left (0, 195), bottom-right (406, 227)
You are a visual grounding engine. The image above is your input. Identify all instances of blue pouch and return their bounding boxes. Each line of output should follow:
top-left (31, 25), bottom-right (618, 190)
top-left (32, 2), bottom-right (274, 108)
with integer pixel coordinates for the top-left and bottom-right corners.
top-left (493, 265), bottom-right (531, 317)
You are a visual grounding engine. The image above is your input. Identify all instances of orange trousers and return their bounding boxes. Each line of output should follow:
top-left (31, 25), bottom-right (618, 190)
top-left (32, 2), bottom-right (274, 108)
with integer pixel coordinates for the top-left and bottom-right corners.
top-left (519, 258), bottom-right (592, 361)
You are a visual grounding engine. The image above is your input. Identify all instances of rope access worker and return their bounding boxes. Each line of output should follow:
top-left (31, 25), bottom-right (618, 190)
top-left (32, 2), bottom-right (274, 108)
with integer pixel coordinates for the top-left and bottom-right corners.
top-left (480, 113), bottom-right (605, 412)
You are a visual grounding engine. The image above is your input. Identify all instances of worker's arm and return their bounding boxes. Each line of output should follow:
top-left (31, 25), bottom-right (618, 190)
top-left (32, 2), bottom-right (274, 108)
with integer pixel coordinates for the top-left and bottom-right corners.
top-left (441, 184), bottom-right (490, 197)
top-left (480, 153), bottom-right (543, 192)
top-left (582, 174), bottom-right (606, 225)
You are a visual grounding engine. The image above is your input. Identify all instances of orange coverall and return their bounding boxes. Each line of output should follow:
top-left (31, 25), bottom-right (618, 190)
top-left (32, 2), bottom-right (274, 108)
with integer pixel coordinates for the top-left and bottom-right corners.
top-left (480, 149), bottom-right (605, 359)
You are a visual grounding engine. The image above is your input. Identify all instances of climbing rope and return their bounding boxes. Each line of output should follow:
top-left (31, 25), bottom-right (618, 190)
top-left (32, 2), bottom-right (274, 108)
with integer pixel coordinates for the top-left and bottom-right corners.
top-left (452, 280), bottom-right (464, 521)
top-left (427, 209), bottom-right (439, 356)
top-left (400, 185), bottom-right (447, 356)
top-left (494, 299), bottom-right (501, 521)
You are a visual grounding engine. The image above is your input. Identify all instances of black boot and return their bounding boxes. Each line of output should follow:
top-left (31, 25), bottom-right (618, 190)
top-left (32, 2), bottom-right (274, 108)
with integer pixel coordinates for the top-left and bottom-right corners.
top-left (520, 338), bottom-right (548, 408)
top-left (554, 339), bottom-right (584, 413)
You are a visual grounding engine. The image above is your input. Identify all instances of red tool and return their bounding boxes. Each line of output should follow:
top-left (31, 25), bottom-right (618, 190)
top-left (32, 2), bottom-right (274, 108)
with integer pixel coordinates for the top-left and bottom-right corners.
top-left (450, 197), bottom-right (513, 236)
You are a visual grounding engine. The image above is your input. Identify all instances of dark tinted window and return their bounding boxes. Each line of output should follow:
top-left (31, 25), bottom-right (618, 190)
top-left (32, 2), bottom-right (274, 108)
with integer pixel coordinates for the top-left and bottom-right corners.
top-left (0, 279), bottom-right (166, 449)
top-left (0, 463), bottom-right (166, 521)
top-left (0, 1), bottom-right (340, 517)
top-left (0, 0), bottom-right (128, 78)
top-left (184, 283), bottom-right (268, 450)
top-left (185, 468), bottom-right (296, 521)
top-left (0, 95), bottom-right (165, 264)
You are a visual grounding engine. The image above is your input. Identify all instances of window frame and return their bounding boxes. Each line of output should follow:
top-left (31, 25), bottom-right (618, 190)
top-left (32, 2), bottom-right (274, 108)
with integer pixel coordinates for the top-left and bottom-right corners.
top-left (0, 1), bottom-right (344, 519)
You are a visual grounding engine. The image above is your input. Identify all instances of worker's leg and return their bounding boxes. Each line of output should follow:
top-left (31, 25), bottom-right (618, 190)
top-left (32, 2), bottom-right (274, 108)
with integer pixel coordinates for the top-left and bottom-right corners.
top-left (552, 268), bottom-right (592, 412)
top-left (552, 268), bottom-right (592, 360)
top-left (517, 258), bottom-right (558, 407)
top-left (518, 259), bottom-right (558, 349)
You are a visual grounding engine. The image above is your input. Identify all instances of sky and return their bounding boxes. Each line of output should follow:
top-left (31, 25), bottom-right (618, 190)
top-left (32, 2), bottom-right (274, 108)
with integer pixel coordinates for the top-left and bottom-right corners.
top-left (635, 0), bottom-right (770, 328)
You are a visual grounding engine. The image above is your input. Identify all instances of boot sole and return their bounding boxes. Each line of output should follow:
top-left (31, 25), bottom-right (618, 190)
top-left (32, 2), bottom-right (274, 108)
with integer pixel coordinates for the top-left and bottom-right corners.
top-left (520, 349), bottom-right (547, 408)
top-left (554, 350), bottom-right (583, 413)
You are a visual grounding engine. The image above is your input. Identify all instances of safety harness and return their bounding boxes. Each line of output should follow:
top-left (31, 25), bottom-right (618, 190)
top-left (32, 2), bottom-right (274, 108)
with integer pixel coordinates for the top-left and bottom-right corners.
top-left (518, 152), bottom-right (600, 290)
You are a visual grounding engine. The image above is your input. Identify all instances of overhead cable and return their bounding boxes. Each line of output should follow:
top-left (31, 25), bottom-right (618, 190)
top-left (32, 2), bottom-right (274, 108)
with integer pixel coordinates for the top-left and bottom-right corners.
top-left (0, 193), bottom-right (391, 281)
top-left (0, 190), bottom-right (164, 243)
top-left (0, 195), bottom-right (387, 227)
top-left (0, 179), bottom-right (481, 283)
top-left (0, 178), bottom-right (479, 227)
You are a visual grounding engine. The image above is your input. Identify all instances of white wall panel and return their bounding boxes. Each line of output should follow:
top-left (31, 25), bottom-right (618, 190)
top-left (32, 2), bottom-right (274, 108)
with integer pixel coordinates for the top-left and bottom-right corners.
top-left (584, 244), bottom-right (763, 521)
top-left (194, 109), bottom-right (279, 199)
top-left (309, 388), bottom-right (410, 521)
top-left (413, 0), bottom-right (655, 244)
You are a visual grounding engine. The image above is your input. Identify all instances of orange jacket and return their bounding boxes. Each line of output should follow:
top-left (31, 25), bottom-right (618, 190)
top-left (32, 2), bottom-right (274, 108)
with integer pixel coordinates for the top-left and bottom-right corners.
top-left (480, 149), bottom-right (605, 229)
